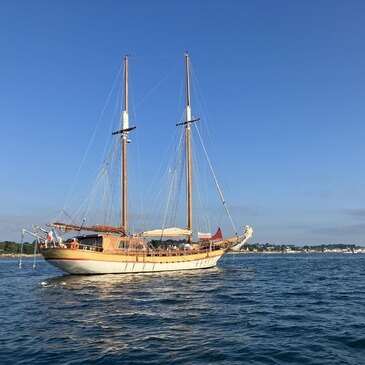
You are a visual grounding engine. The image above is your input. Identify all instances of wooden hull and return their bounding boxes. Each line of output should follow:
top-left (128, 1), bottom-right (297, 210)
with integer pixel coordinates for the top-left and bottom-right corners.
top-left (41, 248), bottom-right (226, 275)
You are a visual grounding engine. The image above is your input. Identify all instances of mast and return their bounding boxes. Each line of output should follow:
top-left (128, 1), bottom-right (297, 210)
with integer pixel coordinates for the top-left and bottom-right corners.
top-left (122, 56), bottom-right (129, 235)
top-left (185, 52), bottom-right (193, 242)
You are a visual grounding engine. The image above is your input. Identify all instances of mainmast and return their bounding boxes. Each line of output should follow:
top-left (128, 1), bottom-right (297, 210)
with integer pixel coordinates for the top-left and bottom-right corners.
top-left (185, 52), bottom-right (193, 242)
top-left (121, 56), bottom-right (129, 235)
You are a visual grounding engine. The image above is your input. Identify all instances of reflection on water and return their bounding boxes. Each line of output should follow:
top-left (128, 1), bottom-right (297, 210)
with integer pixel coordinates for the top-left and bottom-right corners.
top-left (34, 264), bottom-right (244, 359)
top-left (39, 266), bottom-right (228, 304)
top-left (41, 265), bottom-right (222, 287)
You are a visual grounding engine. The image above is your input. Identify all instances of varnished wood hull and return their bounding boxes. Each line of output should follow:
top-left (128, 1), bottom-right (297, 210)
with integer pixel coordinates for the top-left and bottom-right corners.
top-left (41, 248), bottom-right (225, 275)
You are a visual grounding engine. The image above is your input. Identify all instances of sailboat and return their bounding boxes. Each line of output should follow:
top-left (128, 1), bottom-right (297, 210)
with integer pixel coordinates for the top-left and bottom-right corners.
top-left (33, 53), bottom-right (253, 275)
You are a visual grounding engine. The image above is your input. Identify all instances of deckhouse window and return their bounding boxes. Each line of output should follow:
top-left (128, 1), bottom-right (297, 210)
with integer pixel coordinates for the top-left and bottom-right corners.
top-left (119, 241), bottom-right (129, 249)
top-left (77, 236), bottom-right (103, 248)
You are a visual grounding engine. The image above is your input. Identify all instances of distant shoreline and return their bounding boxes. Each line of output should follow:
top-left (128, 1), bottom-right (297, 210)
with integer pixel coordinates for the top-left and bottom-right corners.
top-left (0, 254), bottom-right (42, 258)
top-left (1, 251), bottom-right (363, 260)
top-left (227, 251), bottom-right (364, 254)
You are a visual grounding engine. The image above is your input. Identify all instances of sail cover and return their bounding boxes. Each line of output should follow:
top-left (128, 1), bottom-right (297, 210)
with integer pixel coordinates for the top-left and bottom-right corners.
top-left (141, 228), bottom-right (192, 237)
top-left (198, 232), bottom-right (211, 241)
top-left (49, 222), bottom-right (125, 234)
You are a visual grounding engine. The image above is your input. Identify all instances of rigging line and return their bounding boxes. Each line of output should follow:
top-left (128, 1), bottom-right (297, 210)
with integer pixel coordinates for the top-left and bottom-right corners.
top-left (189, 67), bottom-right (232, 230)
top-left (62, 210), bottom-right (78, 225)
top-left (162, 155), bottom-right (180, 234)
top-left (103, 147), bottom-right (119, 227)
top-left (191, 68), bottom-right (231, 204)
top-left (145, 129), bottom-right (182, 229)
top-left (98, 71), bottom-right (123, 171)
top-left (165, 134), bottom-right (183, 225)
top-left (172, 140), bottom-right (185, 227)
top-left (105, 172), bottom-right (114, 226)
top-left (73, 140), bottom-right (120, 220)
top-left (176, 79), bottom-right (184, 122)
top-left (71, 172), bottom-right (106, 223)
top-left (173, 127), bottom-right (186, 213)
top-left (63, 148), bottom-right (110, 210)
top-left (127, 55), bottom-right (175, 60)
top-left (190, 63), bottom-right (215, 146)
top-left (18, 230), bottom-right (24, 269)
top-left (100, 168), bottom-right (110, 225)
top-left (194, 123), bottom-right (238, 235)
top-left (144, 163), bottom-right (166, 228)
top-left (219, 205), bottom-right (224, 224)
top-left (148, 121), bottom-right (185, 228)
top-left (79, 170), bottom-right (105, 220)
top-left (144, 126), bottom-right (178, 200)
top-left (192, 133), bottom-right (211, 233)
top-left (190, 63), bottom-right (229, 188)
top-left (168, 80), bottom-right (186, 226)
top-left (208, 205), bottom-right (223, 221)
top-left (191, 135), bottom-right (210, 233)
top-left (191, 63), bottom-right (227, 218)
top-left (168, 131), bottom-right (184, 227)
top-left (199, 139), bottom-right (213, 232)
top-left (75, 142), bottom-right (120, 222)
top-left (129, 73), bottom-right (145, 229)
top-left (135, 59), bottom-right (182, 108)
top-left (60, 61), bottom-right (125, 217)
top-left (146, 138), bottom-right (175, 226)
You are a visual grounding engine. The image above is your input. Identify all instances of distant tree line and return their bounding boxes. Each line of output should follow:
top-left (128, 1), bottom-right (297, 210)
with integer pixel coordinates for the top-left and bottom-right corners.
top-left (0, 241), bottom-right (36, 255)
top-left (243, 243), bottom-right (362, 252)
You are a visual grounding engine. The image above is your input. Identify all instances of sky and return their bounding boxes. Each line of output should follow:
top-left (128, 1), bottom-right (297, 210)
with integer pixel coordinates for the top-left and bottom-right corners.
top-left (1, 0), bottom-right (365, 244)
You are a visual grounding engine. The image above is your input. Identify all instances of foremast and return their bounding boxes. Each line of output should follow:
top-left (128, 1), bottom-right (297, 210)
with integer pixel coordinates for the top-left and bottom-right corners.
top-left (112, 55), bottom-right (136, 235)
top-left (49, 56), bottom-right (135, 236)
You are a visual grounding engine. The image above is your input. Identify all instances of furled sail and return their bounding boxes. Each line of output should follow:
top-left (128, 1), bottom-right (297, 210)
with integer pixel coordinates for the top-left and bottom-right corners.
top-left (141, 227), bottom-right (192, 237)
top-left (49, 222), bottom-right (125, 235)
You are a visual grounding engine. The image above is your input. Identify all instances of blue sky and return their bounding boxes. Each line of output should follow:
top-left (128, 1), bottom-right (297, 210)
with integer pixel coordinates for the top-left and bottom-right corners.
top-left (1, 0), bottom-right (365, 244)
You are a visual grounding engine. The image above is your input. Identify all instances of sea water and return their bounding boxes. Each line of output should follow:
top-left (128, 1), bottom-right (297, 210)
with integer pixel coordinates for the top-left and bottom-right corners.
top-left (0, 254), bottom-right (364, 364)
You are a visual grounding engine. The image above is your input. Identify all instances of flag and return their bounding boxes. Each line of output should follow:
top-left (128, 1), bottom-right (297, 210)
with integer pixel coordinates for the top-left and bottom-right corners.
top-left (45, 230), bottom-right (54, 244)
top-left (211, 227), bottom-right (223, 240)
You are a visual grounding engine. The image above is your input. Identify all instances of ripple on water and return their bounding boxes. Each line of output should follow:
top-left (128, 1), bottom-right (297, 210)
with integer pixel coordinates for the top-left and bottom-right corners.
top-left (0, 254), bottom-right (364, 364)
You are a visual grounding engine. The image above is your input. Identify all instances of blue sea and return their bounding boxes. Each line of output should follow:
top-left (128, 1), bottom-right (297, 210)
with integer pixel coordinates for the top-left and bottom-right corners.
top-left (0, 254), bottom-right (364, 364)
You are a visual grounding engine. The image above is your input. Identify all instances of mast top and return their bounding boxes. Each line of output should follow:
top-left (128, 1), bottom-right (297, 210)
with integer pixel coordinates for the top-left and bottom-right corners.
top-left (185, 52), bottom-right (191, 113)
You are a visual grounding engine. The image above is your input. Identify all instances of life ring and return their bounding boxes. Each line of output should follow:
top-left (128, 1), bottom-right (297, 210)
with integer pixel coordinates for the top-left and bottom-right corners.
top-left (70, 242), bottom-right (79, 250)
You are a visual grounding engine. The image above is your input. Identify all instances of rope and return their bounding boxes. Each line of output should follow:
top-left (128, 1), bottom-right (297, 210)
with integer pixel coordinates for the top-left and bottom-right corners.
top-left (161, 166), bottom-right (177, 240)
top-left (140, 127), bottom-right (179, 229)
top-left (135, 60), bottom-right (182, 109)
top-left (194, 124), bottom-right (238, 235)
top-left (58, 61), bottom-right (125, 221)
top-left (130, 79), bottom-right (145, 232)
top-left (191, 133), bottom-right (211, 234)
top-left (19, 230), bottom-right (24, 269)
top-left (190, 61), bottom-right (228, 193)
top-left (33, 227), bottom-right (38, 269)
